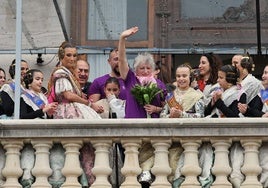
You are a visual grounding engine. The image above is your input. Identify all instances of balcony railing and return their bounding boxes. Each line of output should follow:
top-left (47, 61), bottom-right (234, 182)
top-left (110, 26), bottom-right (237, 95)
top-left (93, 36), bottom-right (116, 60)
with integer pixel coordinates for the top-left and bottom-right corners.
top-left (0, 118), bottom-right (267, 188)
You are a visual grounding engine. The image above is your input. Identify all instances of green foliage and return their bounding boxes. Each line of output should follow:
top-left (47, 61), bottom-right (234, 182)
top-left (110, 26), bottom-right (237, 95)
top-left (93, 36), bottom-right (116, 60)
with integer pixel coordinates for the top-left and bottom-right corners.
top-left (131, 82), bottom-right (163, 105)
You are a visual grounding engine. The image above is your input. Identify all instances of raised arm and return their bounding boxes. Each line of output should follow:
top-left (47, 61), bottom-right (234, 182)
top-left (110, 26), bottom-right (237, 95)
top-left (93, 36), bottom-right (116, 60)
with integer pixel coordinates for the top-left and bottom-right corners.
top-left (118, 26), bottom-right (139, 80)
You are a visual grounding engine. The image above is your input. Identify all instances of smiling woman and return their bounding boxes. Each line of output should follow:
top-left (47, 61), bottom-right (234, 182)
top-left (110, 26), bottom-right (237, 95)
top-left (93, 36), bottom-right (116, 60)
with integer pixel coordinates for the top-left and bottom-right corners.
top-left (47, 41), bottom-right (101, 119)
top-left (159, 63), bottom-right (206, 187)
top-left (118, 27), bottom-right (167, 118)
top-left (160, 63), bottom-right (204, 119)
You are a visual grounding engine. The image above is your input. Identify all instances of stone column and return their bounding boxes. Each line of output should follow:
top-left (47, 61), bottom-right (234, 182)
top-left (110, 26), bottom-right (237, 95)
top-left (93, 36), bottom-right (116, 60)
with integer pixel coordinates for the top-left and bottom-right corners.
top-left (91, 139), bottom-right (112, 188)
top-left (120, 139), bottom-right (142, 188)
top-left (1, 140), bottom-right (23, 188)
top-left (61, 140), bottom-right (83, 188)
top-left (211, 139), bottom-right (232, 188)
top-left (240, 139), bottom-right (262, 188)
top-left (31, 140), bottom-right (53, 188)
top-left (180, 139), bottom-right (202, 188)
top-left (150, 139), bottom-right (172, 188)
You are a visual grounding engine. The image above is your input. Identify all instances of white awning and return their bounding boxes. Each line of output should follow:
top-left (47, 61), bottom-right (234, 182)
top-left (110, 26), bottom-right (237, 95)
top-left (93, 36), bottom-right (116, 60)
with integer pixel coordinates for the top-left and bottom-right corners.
top-left (0, 0), bottom-right (66, 52)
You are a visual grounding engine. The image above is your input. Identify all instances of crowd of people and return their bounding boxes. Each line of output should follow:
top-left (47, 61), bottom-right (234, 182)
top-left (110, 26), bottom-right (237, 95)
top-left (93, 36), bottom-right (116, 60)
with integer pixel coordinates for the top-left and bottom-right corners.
top-left (1, 28), bottom-right (267, 120)
top-left (0, 26), bottom-right (268, 187)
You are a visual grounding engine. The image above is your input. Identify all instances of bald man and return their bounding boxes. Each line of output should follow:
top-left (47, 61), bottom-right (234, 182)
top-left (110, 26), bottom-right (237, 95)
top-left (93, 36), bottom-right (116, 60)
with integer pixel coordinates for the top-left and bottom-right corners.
top-left (76, 59), bottom-right (91, 98)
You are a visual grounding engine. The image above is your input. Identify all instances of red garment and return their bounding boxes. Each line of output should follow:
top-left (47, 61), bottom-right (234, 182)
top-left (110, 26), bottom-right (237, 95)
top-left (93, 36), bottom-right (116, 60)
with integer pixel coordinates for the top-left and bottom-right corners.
top-left (197, 79), bottom-right (206, 92)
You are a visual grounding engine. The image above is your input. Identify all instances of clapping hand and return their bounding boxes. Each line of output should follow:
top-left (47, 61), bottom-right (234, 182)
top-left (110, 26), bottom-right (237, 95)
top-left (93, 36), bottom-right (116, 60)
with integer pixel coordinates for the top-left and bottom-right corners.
top-left (211, 89), bottom-right (222, 105)
top-left (44, 102), bottom-right (58, 116)
top-left (169, 107), bottom-right (182, 118)
top-left (238, 103), bottom-right (248, 114)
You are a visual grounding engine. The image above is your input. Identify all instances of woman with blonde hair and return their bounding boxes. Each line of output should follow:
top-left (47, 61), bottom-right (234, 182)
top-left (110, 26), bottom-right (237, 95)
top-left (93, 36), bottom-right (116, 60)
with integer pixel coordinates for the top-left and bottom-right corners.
top-left (47, 41), bottom-right (100, 187)
top-left (47, 41), bottom-right (100, 119)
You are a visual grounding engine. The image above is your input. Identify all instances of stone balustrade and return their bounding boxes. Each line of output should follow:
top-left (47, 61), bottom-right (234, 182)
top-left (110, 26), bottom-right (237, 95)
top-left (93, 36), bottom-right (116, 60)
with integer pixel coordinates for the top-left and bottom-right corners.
top-left (0, 118), bottom-right (267, 188)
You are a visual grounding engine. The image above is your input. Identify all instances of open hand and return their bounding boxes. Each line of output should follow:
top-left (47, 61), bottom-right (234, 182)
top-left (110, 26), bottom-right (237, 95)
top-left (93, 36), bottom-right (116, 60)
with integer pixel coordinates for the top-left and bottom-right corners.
top-left (120, 27), bottom-right (139, 39)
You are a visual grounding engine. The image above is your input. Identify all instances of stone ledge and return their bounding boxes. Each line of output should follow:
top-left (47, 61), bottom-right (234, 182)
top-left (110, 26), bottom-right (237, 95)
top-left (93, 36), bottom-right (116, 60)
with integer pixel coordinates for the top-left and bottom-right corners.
top-left (0, 118), bottom-right (267, 139)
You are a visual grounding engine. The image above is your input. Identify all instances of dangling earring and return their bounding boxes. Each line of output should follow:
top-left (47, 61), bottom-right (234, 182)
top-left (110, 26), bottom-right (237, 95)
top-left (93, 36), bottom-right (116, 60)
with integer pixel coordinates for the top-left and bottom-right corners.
top-left (252, 64), bottom-right (255, 72)
top-left (227, 83), bottom-right (232, 89)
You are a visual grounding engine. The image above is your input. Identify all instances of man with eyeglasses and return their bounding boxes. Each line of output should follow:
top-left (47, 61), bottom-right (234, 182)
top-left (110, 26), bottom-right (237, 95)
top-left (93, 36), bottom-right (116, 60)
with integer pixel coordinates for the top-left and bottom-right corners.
top-left (75, 59), bottom-right (104, 114)
top-left (76, 59), bottom-right (91, 98)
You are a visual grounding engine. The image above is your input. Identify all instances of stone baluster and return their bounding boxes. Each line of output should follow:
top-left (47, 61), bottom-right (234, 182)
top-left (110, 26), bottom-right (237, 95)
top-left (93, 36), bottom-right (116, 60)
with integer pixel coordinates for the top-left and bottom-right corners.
top-left (31, 140), bottom-right (53, 188)
top-left (61, 140), bottom-right (83, 188)
top-left (0, 145), bottom-right (6, 186)
top-left (120, 139), bottom-right (142, 188)
top-left (1, 140), bottom-right (23, 188)
top-left (180, 139), bottom-right (202, 188)
top-left (240, 139), bottom-right (262, 188)
top-left (150, 139), bottom-right (171, 188)
top-left (91, 139), bottom-right (112, 188)
top-left (211, 139), bottom-right (232, 188)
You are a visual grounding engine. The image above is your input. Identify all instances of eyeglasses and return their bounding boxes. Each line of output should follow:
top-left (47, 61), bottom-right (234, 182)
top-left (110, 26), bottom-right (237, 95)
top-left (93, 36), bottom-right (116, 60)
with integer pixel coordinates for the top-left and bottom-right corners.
top-left (78, 69), bottom-right (89, 73)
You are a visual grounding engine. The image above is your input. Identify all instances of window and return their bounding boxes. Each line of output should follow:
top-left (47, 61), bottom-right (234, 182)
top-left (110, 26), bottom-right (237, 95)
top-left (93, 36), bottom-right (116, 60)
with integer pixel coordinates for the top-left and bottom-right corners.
top-left (87, 0), bottom-right (148, 41)
top-left (181, 0), bottom-right (245, 19)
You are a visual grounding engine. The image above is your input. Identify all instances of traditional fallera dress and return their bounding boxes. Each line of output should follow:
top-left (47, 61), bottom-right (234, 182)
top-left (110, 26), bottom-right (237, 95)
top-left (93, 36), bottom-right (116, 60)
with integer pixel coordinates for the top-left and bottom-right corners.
top-left (205, 85), bottom-right (246, 118)
top-left (0, 81), bottom-right (26, 118)
top-left (48, 66), bottom-right (101, 187)
top-left (241, 74), bottom-right (262, 104)
top-left (50, 66), bottom-right (101, 119)
top-left (20, 89), bottom-right (49, 119)
top-left (160, 87), bottom-right (208, 187)
top-left (205, 85), bottom-right (246, 188)
top-left (161, 87), bottom-right (204, 118)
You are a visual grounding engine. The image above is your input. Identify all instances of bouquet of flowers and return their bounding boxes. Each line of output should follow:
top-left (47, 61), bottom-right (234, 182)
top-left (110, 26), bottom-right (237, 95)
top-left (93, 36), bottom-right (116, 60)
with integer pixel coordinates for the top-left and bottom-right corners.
top-left (131, 78), bottom-right (163, 117)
